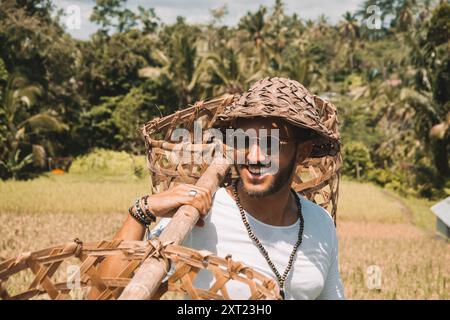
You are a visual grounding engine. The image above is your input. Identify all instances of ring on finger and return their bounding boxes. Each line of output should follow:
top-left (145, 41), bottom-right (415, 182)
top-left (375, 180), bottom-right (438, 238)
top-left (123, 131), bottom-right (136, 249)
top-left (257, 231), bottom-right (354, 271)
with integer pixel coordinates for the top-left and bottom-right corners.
top-left (188, 189), bottom-right (198, 197)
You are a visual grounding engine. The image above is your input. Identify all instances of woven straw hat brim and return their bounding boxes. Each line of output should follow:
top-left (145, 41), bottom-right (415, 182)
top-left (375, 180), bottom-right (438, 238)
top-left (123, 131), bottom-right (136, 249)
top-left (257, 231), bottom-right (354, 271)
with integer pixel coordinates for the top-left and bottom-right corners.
top-left (215, 88), bottom-right (341, 158)
top-left (214, 77), bottom-right (340, 158)
top-left (215, 114), bottom-right (339, 158)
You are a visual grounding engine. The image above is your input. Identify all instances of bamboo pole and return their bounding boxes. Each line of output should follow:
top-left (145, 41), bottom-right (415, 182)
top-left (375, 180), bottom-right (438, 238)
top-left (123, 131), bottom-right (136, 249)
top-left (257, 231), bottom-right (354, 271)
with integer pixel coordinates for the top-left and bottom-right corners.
top-left (118, 156), bottom-right (231, 300)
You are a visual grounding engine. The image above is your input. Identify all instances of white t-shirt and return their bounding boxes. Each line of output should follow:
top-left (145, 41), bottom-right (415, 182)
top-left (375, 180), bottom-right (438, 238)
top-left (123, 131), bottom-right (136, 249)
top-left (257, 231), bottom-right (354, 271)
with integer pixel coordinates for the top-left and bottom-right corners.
top-left (149, 187), bottom-right (344, 300)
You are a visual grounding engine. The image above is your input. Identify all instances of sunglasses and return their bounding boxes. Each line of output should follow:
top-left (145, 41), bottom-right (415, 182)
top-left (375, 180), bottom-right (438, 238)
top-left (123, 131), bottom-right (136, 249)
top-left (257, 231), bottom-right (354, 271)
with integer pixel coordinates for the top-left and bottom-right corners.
top-left (223, 131), bottom-right (294, 157)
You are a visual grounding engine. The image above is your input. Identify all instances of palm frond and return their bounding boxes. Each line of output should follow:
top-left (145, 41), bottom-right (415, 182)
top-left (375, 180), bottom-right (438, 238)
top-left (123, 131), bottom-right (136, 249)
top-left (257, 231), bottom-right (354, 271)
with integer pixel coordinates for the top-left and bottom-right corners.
top-left (19, 113), bottom-right (68, 134)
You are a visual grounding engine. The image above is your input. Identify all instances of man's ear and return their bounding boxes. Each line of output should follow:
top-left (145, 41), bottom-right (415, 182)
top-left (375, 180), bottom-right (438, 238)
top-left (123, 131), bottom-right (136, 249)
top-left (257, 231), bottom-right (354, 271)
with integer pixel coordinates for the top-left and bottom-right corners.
top-left (295, 141), bottom-right (314, 164)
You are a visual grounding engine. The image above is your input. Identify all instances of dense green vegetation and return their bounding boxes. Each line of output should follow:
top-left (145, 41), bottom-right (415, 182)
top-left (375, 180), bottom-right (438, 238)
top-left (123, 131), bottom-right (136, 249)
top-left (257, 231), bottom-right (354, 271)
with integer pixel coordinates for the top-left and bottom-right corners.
top-left (0, 0), bottom-right (449, 199)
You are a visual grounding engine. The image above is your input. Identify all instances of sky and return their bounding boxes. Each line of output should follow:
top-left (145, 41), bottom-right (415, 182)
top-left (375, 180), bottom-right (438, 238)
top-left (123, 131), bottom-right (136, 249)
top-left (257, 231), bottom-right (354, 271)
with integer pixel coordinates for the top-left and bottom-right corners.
top-left (53, 0), bottom-right (365, 40)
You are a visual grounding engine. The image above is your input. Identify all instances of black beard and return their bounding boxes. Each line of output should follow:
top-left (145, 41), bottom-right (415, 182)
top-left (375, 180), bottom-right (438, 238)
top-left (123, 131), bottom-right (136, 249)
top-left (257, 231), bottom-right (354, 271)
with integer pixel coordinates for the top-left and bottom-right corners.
top-left (236, 158), bottom-right (297, 198)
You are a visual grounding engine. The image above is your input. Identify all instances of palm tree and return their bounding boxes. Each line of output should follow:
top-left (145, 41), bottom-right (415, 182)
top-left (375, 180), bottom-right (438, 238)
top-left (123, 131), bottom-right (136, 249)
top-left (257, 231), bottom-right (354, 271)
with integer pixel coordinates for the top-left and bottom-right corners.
top-left (338, 12), bottom-right (361, 70)
top-left (360, 75), bottom-right (449, 182)
top-left (237, 6), bottom-right (274, 71)
top-left (238, 6), bottom-right (268, 48)
top-left (396, 0), bottom-right (416, 31)
top-left (0, 73), bottom-right (67, 179)
top-left (316, 15), bottom-right (331, 34)
top-left (339, 12), bottom-right (360, 40)
top-left (191, 45), bottom-right (264, 96)
top-left (140, 24), bottom-right (202, 107)
top-left (400, 88), bottom-right (449, 179)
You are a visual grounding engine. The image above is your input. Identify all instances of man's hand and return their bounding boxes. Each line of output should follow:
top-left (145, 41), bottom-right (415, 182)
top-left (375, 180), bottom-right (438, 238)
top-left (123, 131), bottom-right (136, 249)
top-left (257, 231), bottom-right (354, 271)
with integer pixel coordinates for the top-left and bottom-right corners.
top-left (148, 183), bottom-right (212, 227)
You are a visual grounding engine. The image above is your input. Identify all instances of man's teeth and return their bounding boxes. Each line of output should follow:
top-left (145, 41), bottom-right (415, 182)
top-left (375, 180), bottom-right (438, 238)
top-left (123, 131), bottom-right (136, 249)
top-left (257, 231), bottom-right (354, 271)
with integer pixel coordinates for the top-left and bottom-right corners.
top-left (248, 166), bottom-right (270, 175)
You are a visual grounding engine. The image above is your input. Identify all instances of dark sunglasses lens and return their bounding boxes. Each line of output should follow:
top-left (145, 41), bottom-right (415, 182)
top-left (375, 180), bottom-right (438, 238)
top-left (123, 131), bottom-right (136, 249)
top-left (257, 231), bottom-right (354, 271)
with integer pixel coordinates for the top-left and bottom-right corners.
top-left (228, 133), bottom-right (283, 156)
top-left (259, 135), bottom-right (280, 156)
top-left (232, 133), bottom-right (251, 151)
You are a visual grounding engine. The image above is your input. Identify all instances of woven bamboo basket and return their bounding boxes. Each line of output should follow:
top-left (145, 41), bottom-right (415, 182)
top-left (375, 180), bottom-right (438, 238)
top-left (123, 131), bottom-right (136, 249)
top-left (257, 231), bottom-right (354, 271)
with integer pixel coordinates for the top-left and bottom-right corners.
top-left (0, 239), bottom-right (280, 300)
top-left (142, 92), bottom-right (341, 221)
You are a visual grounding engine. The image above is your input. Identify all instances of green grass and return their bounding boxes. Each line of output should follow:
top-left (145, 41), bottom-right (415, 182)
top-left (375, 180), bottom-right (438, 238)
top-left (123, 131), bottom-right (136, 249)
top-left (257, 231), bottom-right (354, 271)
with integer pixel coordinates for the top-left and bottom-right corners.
top-left (0, 172), bottom-right (150, 215)
top-left (402, 196), bottom-right (438, 233)
top-left (338, 177), bottom-right (442, 233)
top-left (0, 172), bottom-right (151, 260)
top-left (338, 178), bottom-right (408, 224)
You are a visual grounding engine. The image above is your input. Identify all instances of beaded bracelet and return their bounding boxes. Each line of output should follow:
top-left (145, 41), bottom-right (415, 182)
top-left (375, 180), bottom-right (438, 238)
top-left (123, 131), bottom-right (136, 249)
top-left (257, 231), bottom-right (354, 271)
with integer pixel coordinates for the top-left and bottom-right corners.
top-left (128, 197), bottom-right (156, 226)
top-left (142, 195), bottom-right (157, 222)
top-left (129, 199), bottom-right (152, 226)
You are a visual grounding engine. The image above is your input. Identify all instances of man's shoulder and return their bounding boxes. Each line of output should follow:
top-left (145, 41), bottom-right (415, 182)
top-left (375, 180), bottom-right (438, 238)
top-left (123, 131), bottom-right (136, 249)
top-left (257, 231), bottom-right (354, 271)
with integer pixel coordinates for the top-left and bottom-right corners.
top-left (211, 187), bottom-right (234, 207)
top-left (296, 193), bottom-right (335, 230)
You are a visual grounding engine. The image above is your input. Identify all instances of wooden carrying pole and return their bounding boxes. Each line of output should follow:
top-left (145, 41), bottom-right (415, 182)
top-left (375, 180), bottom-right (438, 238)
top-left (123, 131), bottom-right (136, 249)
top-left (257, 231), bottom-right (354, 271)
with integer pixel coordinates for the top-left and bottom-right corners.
top-left (119, 156), bottom-right (231, 300)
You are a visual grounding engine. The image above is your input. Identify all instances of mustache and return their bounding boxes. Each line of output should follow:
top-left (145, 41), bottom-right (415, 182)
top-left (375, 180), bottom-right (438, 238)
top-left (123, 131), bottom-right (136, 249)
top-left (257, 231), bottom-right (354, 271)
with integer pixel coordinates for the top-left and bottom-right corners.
top-left (239, 161), bottom-right (271, 168)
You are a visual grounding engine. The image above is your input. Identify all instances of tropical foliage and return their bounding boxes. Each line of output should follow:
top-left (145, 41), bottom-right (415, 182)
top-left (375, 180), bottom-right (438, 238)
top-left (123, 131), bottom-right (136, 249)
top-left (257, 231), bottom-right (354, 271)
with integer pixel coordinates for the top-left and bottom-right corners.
top-left (0, 0), bottom-right (449, 198)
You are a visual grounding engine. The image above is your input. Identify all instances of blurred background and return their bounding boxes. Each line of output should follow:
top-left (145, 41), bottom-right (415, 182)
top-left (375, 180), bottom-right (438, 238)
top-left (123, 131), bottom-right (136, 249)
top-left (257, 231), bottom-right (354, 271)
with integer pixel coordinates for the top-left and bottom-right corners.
top-left (0, 0), bottom-right (449, 299)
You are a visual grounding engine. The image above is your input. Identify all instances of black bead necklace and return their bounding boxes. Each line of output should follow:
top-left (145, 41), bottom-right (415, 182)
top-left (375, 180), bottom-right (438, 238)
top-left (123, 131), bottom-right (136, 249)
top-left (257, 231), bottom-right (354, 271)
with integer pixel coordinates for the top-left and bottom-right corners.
top-left (231, 179), bottom-right (305, 300)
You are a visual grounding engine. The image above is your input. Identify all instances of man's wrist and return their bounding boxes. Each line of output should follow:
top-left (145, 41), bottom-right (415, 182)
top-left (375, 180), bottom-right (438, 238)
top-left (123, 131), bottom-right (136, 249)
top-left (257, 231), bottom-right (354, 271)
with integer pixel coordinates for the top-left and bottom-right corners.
top-left (142, 195), bottom-right (157, 221)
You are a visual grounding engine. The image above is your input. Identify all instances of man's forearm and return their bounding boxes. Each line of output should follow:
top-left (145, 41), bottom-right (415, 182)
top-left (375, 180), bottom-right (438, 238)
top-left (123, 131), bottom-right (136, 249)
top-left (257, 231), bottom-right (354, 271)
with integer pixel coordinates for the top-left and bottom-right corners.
top-left (113, 214), bottom-right (146, 241)
top-left (86, 214), bottom-right (146, 299)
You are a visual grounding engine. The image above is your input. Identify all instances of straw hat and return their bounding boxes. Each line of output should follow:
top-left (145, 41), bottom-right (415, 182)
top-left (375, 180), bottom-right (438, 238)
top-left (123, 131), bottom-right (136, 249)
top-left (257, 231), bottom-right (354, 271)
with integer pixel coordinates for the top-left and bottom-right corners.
top-left (215, 77), bottom-right (340, 158)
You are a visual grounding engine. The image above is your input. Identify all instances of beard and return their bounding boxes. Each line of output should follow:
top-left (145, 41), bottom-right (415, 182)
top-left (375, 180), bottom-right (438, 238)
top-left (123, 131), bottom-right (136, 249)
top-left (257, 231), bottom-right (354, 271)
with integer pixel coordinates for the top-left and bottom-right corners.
top-left (236, 158), bottom-right (297, 198)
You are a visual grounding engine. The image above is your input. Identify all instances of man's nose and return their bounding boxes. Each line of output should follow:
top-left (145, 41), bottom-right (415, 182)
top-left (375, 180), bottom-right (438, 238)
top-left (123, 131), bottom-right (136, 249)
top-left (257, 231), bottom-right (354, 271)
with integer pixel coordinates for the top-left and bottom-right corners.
top-left (247, 142), bottom-right (267, 164)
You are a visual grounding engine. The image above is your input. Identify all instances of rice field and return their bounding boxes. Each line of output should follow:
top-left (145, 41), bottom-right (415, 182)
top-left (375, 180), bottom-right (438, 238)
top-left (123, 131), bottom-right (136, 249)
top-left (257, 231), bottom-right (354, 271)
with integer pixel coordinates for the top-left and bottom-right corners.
top-left (337, 180), bottom-right (449, 299)
top-left (0, 174), bottom-right (448, 299)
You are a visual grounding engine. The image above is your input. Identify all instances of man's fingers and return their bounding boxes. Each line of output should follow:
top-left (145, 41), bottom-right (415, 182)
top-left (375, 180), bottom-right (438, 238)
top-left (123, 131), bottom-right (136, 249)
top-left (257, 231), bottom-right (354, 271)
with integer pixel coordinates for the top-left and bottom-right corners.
top-left (172, 184), bottom-right (212, 219)
top-left (182, 185), bottom-right (212, 208)
top-left (181, 184), bottom-right (212, 198)
top-left (182, 196), bottom-right (211, 216)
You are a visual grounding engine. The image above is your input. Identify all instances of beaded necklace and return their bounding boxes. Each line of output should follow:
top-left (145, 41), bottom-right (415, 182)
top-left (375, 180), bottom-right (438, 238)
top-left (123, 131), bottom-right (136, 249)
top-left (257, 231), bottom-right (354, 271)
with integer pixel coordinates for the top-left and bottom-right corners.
top-left (231, 179), bottom-right (304, 299)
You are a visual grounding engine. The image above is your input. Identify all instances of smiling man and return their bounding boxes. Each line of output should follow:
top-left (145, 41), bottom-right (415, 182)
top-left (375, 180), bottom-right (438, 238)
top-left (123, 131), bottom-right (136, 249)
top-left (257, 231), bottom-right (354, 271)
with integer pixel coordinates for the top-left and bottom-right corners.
top-left (89, 77), bottom-right (344, 300)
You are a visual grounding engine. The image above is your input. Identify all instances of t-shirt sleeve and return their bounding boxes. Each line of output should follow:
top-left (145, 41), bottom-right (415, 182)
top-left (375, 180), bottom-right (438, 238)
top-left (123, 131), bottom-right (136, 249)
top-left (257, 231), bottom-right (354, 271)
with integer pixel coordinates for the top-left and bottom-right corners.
top-left (317, 217), bottom-right (345, 300)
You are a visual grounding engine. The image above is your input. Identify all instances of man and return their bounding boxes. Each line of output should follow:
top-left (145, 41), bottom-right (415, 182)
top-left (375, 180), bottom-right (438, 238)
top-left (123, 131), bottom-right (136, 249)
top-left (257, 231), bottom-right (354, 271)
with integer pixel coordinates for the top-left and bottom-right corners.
top-left (90, 77), bottom-right (344, 300)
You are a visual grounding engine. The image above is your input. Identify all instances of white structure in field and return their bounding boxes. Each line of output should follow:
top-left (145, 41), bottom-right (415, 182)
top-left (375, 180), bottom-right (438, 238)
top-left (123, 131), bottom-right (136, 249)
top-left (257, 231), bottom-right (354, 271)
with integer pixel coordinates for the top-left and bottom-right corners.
top-left (431, 196), bottom-right (450, 239)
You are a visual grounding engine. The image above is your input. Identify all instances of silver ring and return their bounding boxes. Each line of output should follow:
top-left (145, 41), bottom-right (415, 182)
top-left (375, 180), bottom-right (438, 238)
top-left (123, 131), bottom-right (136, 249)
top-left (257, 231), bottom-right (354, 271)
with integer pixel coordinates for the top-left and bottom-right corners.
top-left (188, 190), bottom-right (198, 197)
